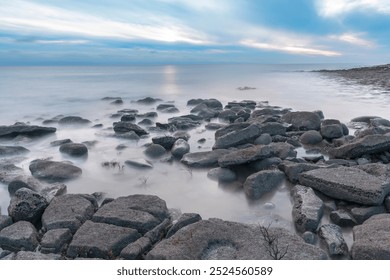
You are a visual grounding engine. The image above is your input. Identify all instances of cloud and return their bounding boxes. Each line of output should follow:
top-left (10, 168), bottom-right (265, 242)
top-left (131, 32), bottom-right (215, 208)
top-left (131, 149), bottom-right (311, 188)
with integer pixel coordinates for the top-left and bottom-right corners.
top-left (329, 33), bottom-right (375, 47)
top-left (316, 0), bottom-right (390, 17)
top-left (158, 0), bottom-right (233, 12)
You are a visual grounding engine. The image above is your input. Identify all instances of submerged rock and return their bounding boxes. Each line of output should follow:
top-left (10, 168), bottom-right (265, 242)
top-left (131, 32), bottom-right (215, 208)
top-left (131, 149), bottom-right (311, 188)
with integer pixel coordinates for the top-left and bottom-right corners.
top-left (171, 139), bottom-right (190, 158)
top-left (0, 124), bottom-right (56, 138)
top-left (58, 116), bottom-right (91, 125)
top-left (125, 158), bottom-right (153, 169)
top-left (29, 159), bottom-right (82, 182)
top-left (144, 144), bottom-right (166, 158)
top-left (207, 167), bottom-right (237, 182)
top-left (113, 122), bottom-right (148, 136)
top-left (0, 145), bottom-right (29, 157)
top-left (59, 143), bottom-right (88, 157)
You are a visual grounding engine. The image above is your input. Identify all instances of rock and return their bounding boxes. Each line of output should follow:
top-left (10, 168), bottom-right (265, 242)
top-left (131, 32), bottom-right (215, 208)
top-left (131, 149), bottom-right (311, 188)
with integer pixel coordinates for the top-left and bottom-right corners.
top-left (0, 124), bottom-right (56, 138)
top-left (291, 185), bottom-right (323, 232)
top-left (0, 221), bottom-right (38, 251)
top-left (187, 98), bottom-right (204, 106)
top-left (137, 111), bottom-right (158, 118)
top-left (40, 183), bottom-right (67, 202)
top-left (125, 158), bottom-right (153, 169)
top-left (120, 114), bottom-right (136, 122)
top-left (102, 97), bottom-right (122, 101)
top-left (166, 213), bottom-right (202, 238)
top-left (152, 136), bottom-right (176, 150)
top-left (243, 170), bottom-right (285, 199)
top-left (113, 122), bottom-right (148, 136)
top-left (329, 135), bottom-right (390, 159)
top-left (8, 188), bottom-right (48, 225)
top-left (171, 139), bottom-right (190, 158)
top-left (302, 231), bottom-right (316, 245)
top-left (92, 195), bottom-right (169, 234)
top-left (50, 139), bottom-right (72, 146)
top-left (205, 123), bottom-right (225, 130)
top-left (0, 216), bottom-right (12, 231)
top-left (173, 131), bottom-right (190, 141)
top-left (136, 97), bottom-right (161, 104)
top-left (207, 167), bottom-right (237, 182)
top-left (144, 144), bottom-right (166, 158)
top-left (116, 144), bottom-right (128, 151)
top-left (110, 99), bottom-right (123, 105)
top-left (299, 167), bottom-right (390, 205)
top-left (249, 157), bottom-right (282, 171)
top-left (330, 210), bottom-right (357, 227)
top-left (67, 220), bottom-right (140, 259)
top-left (386, 196), bottom-right (390, 212)
top-left (144, 218), bottom-right (171, 244)
top-left (218, 145), bottom-right (272, 167)
top-left (213, 124), bottom-right (261, 149)
top-left (42, 194), bottom-right (95, 233)
top-left (40, 228), bottom-right (73, 254)
top-left (0, 163), bottom-right (25, 184)
top-left (268, 142), bottom-right (297, 159)
top-left (218, 109), bottom-right (237, 121)
top-left (168, 116), bottom-right (201, 130)
top-left (300, 130), bottom-right (323, 145)
top-left (0, 145), bottom-right (29, 157)
top-left (281, 111), bottom-right (321, 131)
top-left (138, 119), bottom-right (154, 126)
top-left (113, 131), bottom-right (141, 141)
top-left (321, 124), bottom-right (344, 139)
top-left (181, 149), bottom-right (230, 168)
top-left (8, 175), bottom-right (43, 195)
top-left (318, 224), bottom-right (348, 256)
top-left (29, 159), bottom-right (82, 182)
top-left (59, 143), bottom-right (88, 157)
top-left (351, 214), bottom-right (390, 259)
top-left (146, 219), bottom-right (327, 260)
top-left (351, 116), bottom-right (380, 124)
top-left (279, 162), bottom-right (321, 183)
top-left (13, 251), bottom-right (61, 260)
top-left (351, 205), bottom-right (386, 224)
top-left (371, 117), bottom-right (390, 127)
top-left (215, 123), bottom-right (251, 139)
top-left (197, 138), bottom-right (206, 144)
top-left (58, 116), bottom-right (91, 125)
top-left (256, 122), bottom-right (287, 136)
top-left (254, 134), bottom-right (272, 145)
top-left (120, 237), bottom-right (152, 260)
top-left (157, 104), bottom-right (176, 111)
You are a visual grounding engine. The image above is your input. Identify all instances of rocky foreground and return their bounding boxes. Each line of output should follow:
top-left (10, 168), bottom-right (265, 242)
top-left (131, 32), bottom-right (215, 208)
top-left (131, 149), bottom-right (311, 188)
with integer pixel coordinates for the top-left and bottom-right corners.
top-left (1, 96), bottom-right (390, 260)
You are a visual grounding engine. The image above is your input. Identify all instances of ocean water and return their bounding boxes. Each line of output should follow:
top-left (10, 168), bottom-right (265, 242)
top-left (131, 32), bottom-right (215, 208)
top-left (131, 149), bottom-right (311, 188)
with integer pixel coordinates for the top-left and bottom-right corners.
top-left (0, 64), bottom-right (389, 243)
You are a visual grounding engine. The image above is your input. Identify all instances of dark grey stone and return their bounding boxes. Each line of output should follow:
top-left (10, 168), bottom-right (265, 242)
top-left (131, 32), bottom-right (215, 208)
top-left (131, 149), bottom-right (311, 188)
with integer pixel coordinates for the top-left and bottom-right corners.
top-left (125, 158), bottom-right (153, 169)
top-left (144, 218), bottom-right (171, 244)
top-left (67, 220), bottom-right (140, 259)
top-left (249, 157), bottom-right (282, 171)
top-left (302, 231), bottom-right (316, 245)
top-left (281, 111), bottom-right (321, 131)
top-left (120, 114), bottom-right (136, 122)
top-left (58, 116), bottom-right (91, 125)
top-left (318, 224), bottom-right (348, 256)
top-left (59, 143), bottom-right (88, 157)
top-left (351, 205), bottom-right (386, 224)
top-left (14, 251), bottom-right (62, 260)
top-left (40, 228), bottom-right (73, 254)
top-left (207, 167), bottom-right (236, 182)
top-left (0, 163), bottom-right (24, 184)
top-left (205, 123), bottom-right (225, 130)
top-left (0, 216), bottom-right (12, 231)
top-left (166, 213), bottom-right (202, 238)
top-left (157, 104), bottom-right (176, 111)
top-left (321, 124), bottom-right (346, 139)
top-left (0, 145), bottom-right (29, 157)
top-left (144, 144), bottom-right (166, 158)
top-left (291, 185), bottom-right (323, 233)
top-left (371, 117), bottom-right (390, 127)
top-left (214, 123), bottom-right (251, 139)
top-left (138, 119), bottom-right (154, 126)
top-left (181, 149), bottom-right (230, 168)
top-left (268, 142), bottom-right (297, 159)
top-left (254, 134), bottom-right (272, 145)
top-left (120, 237), bottom-right (152, 260)
top-left (113, 122), bottom-right (148, 136)
top-left (40, 183), bottom-right (67, 202)
top-left (218, 145), bottom-right (272, 167)
top-left (213, 124), bottom-right (261, 149)
top-left (385, 196), bottom-right (390, 212)
top-left (330, 209), bottom-right (357, 227)
top-left (279, 162), bottom-right (321, 183)
top-left (113, 131), bottom-right (140, 141)
top-left (256, 122), bottom-right (287, 136)
top-left (0, 221), bottom-right (38, 251)
top-left (8, 175), bottom-right (43, 195)
top-left (299, 130), bottom-right (323, 145)
top-left (243, 170), bottom-right (285, 199)
top-left (29, 159), bottom-right (82, 182)
top-left (50, 139), bottom-right (72, 147)
top-left (351, 116), bottom-right (380, 124)
top-left (136, 97), bottom-right (161, 104)
top-left (0, 124), bottom-right (56, 138)
top-left (171, 139), bottom-right (190, 158)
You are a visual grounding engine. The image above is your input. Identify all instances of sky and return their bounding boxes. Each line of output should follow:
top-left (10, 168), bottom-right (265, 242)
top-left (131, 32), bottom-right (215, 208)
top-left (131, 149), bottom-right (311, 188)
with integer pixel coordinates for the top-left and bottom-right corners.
top-left (0, 0), bottom-right (389, 65)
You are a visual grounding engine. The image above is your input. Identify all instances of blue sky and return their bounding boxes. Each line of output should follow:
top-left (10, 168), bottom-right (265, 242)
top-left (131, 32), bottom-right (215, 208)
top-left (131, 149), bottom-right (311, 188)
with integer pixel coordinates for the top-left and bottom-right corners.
top-left (0, 0), bottom-right (390, 65)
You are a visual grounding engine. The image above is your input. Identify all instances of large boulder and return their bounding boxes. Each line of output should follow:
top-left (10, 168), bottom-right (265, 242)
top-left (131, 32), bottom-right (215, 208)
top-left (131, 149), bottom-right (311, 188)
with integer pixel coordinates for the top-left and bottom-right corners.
top-left (243, 170), bottom-right (285, 199)
top-left (213, 124), bottom-right (261, 149)
top-left (218, 145), bottom-right (272, 167)
top-left (0, 124), bottom-right (56, 138)
top-left (215, 123), bottom-right (250, 139)
top-left (0, 145), bottom-right (29, 157)
top-left (281, 111), bottom-right (321, 131)
top-left (181, 150), bottom-right (230, 168)
top-left (300, 167), bottom-right (390, 205)
top-left (59, 143), bottom-right (88, 157)
top-left (113, 122), bottom-right (148, 136)
top-left (0, 221), bottom-right (39, 251)
top-left (29, 159), bottom-right (82, 182)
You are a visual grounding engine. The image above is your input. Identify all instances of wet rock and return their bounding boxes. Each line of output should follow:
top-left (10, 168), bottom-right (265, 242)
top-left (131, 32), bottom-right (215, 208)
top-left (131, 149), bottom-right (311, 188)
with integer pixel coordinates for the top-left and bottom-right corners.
top-left (299, 130), bottom-right (323, 145)
top-left (281, 111), bottom-right (321, 131)
top-left (125, 158), bottom-right (153, 169)
top-left (218, 109), bottom-right (237, 121)
top-left (50, 139), bottom-right (72, 147)
top-left (144, 144), bottom-right (166, 158)
top-left (371, 117), bottom-right (390, 127)
top-left (351, 214), bottom-right (390, 259)
top-left (138, 119), bottom-right (154, 126)
top-left (42, 194), bottom-right (95, 233)
top-left (157, 104), bottom-right (176, 111)
top-left (121, 114), bottom-right (136, 122)
top-left (218, 145), bottom-right (272, 167)
top-left (291, 185), bottom-right (323, 233)
top-left (325, 159), bottom-right (357, 166)
top-left (244, 170), bottom-right (285, 199)
top-left (197, 138), bottom-right (206, 144)
top-left (146, 219), bottom-right (327, 260)
top-left (168, 116), bottom-right (200, 129)
top-left (205, 123), bottom-right (225, 130)
top-left (249, 157), bottom-right (282, 171)
top-left (0, 216), bottom-right (12, 231)
top-left (351, 205), bottom-right (386, 224)
top-left (40, 183), bottom-right (67, 202)
top-left (152, 135), bottom-right (176, 150)
top-left (136, 97), bottom-right (161, 104)
top-left (113, 122), bottom-right (148, 136)
top-left (171, 139), bottom-right (190, 158)
top-left (254, 134), bottom-right (272, 145)
top-left (120, 236), bottom-right (152, 260)
top-left (0, 248), bottom-right (12, 259)
top-left (213, 124), bottom-right (261, 149)
top-left (59, 143), bottom-right (88, 157)
top-left (173, 131), bottom-right (190, 141)
top-left (115, 144), bottom-right (128, 151)
top-left (207, 167), bottom-right (236, 182)
top-left (330, 210), bottom-right (357, 227)
top-left (40, 228), bottom-right (73, 254)
top-left (144, 218), bottom-right (171, 244)
top-left (0, 145), bottom-right (29, 157)
top-left (318, 224), bottom-right (348, 256)
top-left (268, 142), bottom-right (297, 159)
top-left (257, 122), bottom-right (287, 136)
top-left (67, 220), bottom-right (140, 259)
top-left (351, 116), bottom-right (380, 124)
top-left (0, 221), bottom-right (38, 251)
top-left (215, 123), bottom-right (251, 139)
top-left (321, 124), bottom-right (344, 139)
top-left (8, 175), bottom-right (43, 195)
top-left (14, 251), bottom-right (61, 260)
top-left (300, 167), bottom-right (390, 205)
top-left (58, 116), bottom-right (91, 126)
top-left (113, 131), bottom-right (141, 141)
top-left (0, 124), bottom-right (56, 138)
top-left (187, 99), bottom-right (204, 106)
top-left (137, 111), bottom-right (158, 118)
top-left (302, 231), bottom-right (316, 245)
top-left (329, 135), bottom-right (390, 159)
top-left (279, 162), bottom-right (321, 183)
top-left (102, 97), bottom-right (122, 101)
top-left (29, 159), bottom-right (82, 182)
top-left (118, 109), bottom-right (139, 114)
top-left (110, 99), bottom-right (123, 105)
top-left (8, 188), bottom-right (48, 225)
top-left (181, 149), bottom-right (230, 168)
top-left (0, 163), bottom-right (24, 184)
top-left (166, 213), bottom-right (202, 239)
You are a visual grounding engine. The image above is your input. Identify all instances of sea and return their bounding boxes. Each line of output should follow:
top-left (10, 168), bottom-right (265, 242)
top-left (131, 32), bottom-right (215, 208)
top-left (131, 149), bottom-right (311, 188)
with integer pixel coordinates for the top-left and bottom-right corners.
top-left (1, 64), bottom-right (389, 246)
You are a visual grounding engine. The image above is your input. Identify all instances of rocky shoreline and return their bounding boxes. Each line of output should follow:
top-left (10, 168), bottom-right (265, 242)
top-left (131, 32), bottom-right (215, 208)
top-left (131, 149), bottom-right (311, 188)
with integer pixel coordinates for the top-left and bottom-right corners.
top-left (1, 94), bottom-right (390, 260)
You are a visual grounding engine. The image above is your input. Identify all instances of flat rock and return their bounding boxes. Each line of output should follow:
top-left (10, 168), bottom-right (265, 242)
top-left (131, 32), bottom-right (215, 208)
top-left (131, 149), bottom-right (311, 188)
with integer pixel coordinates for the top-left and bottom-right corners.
top-left (279, 162), bottom-right (321, 183)
top-left (351, 214), bottom-right (390, 259)
top-left (41, 194), bottom-right (95, 233)
top-left (330, 209), bottom-right (357, 227)
top-left (136, 97), bottom-right (161, 104)
top-left (120, 236), bottom-right (152, 260)
top-left (171, 139), bottom-right (190, 158)
top-left (67, 220), bottom-right (140, 259)
top-left (249, 157), bottom-right (282, 171)
top-left (350, 205), bottom-right (386, 224)
top-left (213, 124), bottom-right (261, 149)
top-left (146, 219), bottom-right (327, 260)
top-left (256, 122), bottom-right (287, 136)
top-left (0, 221), bottom-right (38, 251)
top-left (0, 124), bottom-right (56, 138)
top-left (181, 149), bottom-right (230, 168)
top-left (243, 170), bottom-right (285, 199)
top-left (218, 145), bottom-right (272, 167)
top-left (166, 213), bottom-right (202, 238)
top-left (291, 185), bottom-right (323, 232)
top-left (268, 142), bottom-right (297, 159)
top-left (281, 111), bottom-right (321, 131)
top-left (215, 123), bottom-right (250, 139)
top-left (318, 224), bottom-right (348, 256)
top-left (58, 116), bottom-right (91, 125)
top-left (29, 159), bottom-right (82, 182)
top-left (59, 143), bottom-right (88, 157)
top-left (299, 166), bottom-right (390, 205)
top-left (125, 158), bottom-right (153, 169)
top-left (351, 116), bottom-right (380, 124)
top-left (41, 228), bottom-right (73, 254)
top-left (113, 122), bottom-right (148, 136)
top-left (207, 167), bottom-right (237, 182)
top-left (0, 145), bottom-right (29, 157)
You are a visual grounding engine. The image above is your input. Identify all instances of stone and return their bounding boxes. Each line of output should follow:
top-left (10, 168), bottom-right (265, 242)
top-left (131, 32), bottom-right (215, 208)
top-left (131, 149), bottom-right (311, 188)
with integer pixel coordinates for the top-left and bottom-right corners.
top-left (255, 122), bottom-right (287, 136)
top-left (279, 162), bottom-right (321, 183)
top-left (0, 221), bottom-right (38, 251)
top-left (171, 139), bottom-right (190, 159)
top-left (110, 99), bottom-right (123, 105)
top-left (0, 145), bottom-right (29, 157)
top-left (215, 123), bottom-right (251, 139)
top-left (321, 124), bottom-right (344, 139)
top-left (351, 205), bottom-right (386, 224)
top-left (8, 175), bottom-right (43, 195)
top-left (120, 114), bottom-right (136, 122)
top-left (42, 194), bottom-right (95, 233)
top-left (351, 116), bottom-right (380, 124)
top-left (371, 117), bottom-right (390, 127)
top-left (113, 122), bottom-right (148, 136)
top-left (144, 218), bottom-right (171, 244)
top-left (329, 135), bottom-right (390, 159)
top-left (138, 119), bottom-right (154, 126)
top-left (166, 213), bottom-right (202, 239)
top-left (136, 97), bottom-right (161, 104)
top-left (40, 228), bottom-right (73, 254)
top-left (67, 220), bottom-right (140, 259)
top-left (0, 124), bottom-right (56, 138)
top-left (40, 183), bottom-right (67, 202)
top-left (268, 142), bottom-right (297, 159)
top-left (120, 236), bottom-right (152, 260)
top-left (218, 145), bottom-right (272, 168)
top-left (157, 104), bottom-right (176, 111)
top-left (218, 109), bottom-right (237, 121)
top-left (14, 251), bottom-right (62, 260)
top-left (254, 134), bottom-right (272, 145)
top-left (29, 159), bottom-right (82, 182)
top-left (318, 224), bottom-right (348, 256)
top-left (0, 163), bottom-right (24, 184)
top-left (59, 143), bottom-right (88, 157)
top-left (113, 131), bottom-right (140, 141)
top-left (125, 158), bottom-right (153, 169)
top-left (146, 219), bottom-right (327, 260)
top-left (249, 157), bottom-right (282, 171)
top-left (281, 111), bottom-right (321, 131)
top-left (302, 231), bottom-right (316, 245)
top-left (205, 123), bottom-right (225, 130)
top-left (330, 210), bottom-right (357, 227)
top-left (351, 214), bottom-right (390, 259)
top-left (181, 149), bottom-right (230, 168)
top-left (299, 130), bottom-right (323, 145)
top-left (58, 116), bottom-right (91, 125)
top-left (213, 124), bottom-right (261, 149)
top-left (0, 216), bottom-right (12, 231)
top-left (243, 170), bottom-right (285, 199)
top-left (8, 188), bottom-right (48, 225)
top-left (144, 144), bottom-right (166, 158)
top-left (386, 196), bottom-right (390, 212)
top-left (207, 167), bottom-right (237, 182)
top-left (299, 167), bottom-right (390, 205)
top-left (50, 139), bottom-right (72, 146)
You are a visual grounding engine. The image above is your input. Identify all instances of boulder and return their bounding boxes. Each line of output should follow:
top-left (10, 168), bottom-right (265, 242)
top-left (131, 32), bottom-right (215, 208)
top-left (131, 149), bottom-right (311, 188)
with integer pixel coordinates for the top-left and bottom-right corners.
top-left (254, 134), bottom-right (272, 145)
top-left (166, 213), bottom-right (202, 238)
top-left (138, 119), bottom-right (154, 126)
top-left (0, 145), bottom-right (29, 157)
top-left (300, 167), bottom-right (390, 205)
top-left (0, 124), bottom-right (56, 138)
top-left (50, 139), bottom-right (72, 147)
top-left (330, 210), bottom-right (357, 227)
top-left (351, 116), bottom-right (380, 124)
top-left (215, 123), bottom-right (250, 139)
top-left (281, 111), bottom-right (321, 131)
top-left (0, 216), bottom-right (12, 231)
top-left (120, 114), bottom-right (136, 122)
top-left (171, 139), bottom-right (190, 158)
top-left (0, 221), bottom-right (38, 251)
top-left (59, 143), bottom-right (88, 157)
top-left (256, 122), bottom-right (287, 136)
top-left (318, 224), bottom-right (348, 256)
top-left (8, 175), bottom-right (43, 195)
top-left (136, 97), bottom-right (161, 104)
top-left (321, 124), bottom-right (348, 139)
top-left (113, 122), bottom-right (148, 136)
top-left (299, 130), bottom-right (323, 145)
top-left (213, 124), bottom-right (261, 149)
top-left (205, 123), bottom-right (225, 130)
top-left (291, 185), bottom-right (323, 233)
top-left (207, 167), bottom-right (237, 182)
top-left (351, 214), bottom-right (390, 259)
top-left (120, 237), bottom-right (152, 260)
top-left (249, 157), bottom-right (282, 171)
top-left (125, 158), bottom-right (153, 169)
top-left (350, 205), bottom-right (386, 224)
top-left (243, 170), bottom-right (285, 199)
top-left (0, 164), bottom-right (24, 184)
top-left (268, 142), bottom-right (297, 159)
top-left (58, 116), bottom-right (91, 125)
top-left (181, 150), bottom-right (230, 168)
top-left (279, 162), bottom-right (321, 183)
top-left (40, 228), bottom-right (73, 254)
top-left (218, 145), bottom-right (272, 167)
top-left (157, 104), bottom-right (176, 111)
top-left (144, 144), bottom-right (166, 158)
top-left (29, 159), bottom-right (82, 182)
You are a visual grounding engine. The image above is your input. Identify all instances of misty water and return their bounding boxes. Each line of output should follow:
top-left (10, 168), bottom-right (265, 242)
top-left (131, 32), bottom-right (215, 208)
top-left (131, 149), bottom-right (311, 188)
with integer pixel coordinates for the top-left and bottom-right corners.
top-left (1, 64), bottom-right (390, 249)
